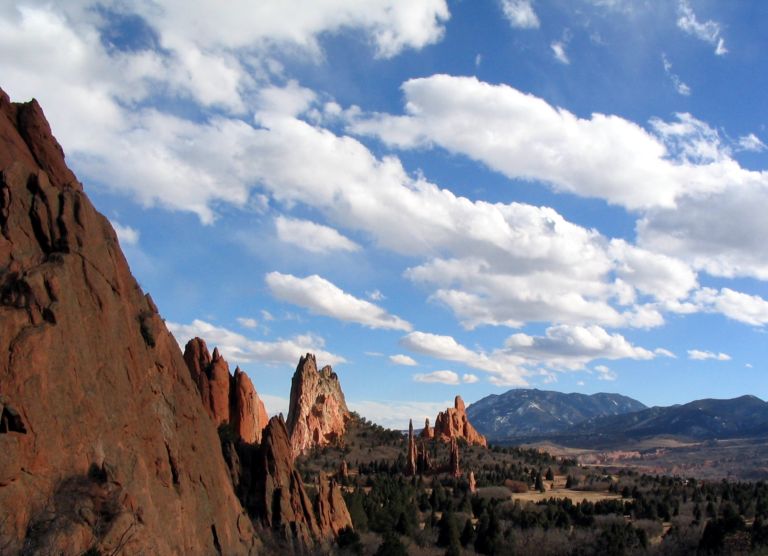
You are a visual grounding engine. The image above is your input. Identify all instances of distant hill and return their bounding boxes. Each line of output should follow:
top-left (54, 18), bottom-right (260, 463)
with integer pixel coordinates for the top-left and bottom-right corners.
top-left (564, 395), bottom-right (768, 442)
top-left (466, 388), bottom-right (647, 439)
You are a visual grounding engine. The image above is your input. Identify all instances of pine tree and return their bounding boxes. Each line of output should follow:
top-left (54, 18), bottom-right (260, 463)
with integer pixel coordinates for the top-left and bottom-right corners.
top-left (460, 519), bottom-right (476, 547)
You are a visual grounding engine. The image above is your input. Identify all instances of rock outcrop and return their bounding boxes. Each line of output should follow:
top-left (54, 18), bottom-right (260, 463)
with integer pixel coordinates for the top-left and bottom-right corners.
top-left (183, 338), bottom-right (268, 444)
top-left (0, 89), bottom-right (257, 554)
top-left (416, 442), bottom-right (432, 474)
top-left (315, 472), bottom-right (353, 538)
top-left (433, 396), bottom-right (487, 447)
top-left (233, 367), bottom-right (270, 444)
top-left (420, 417), bottom-right (433, 439)
top-left (244, 416), bottom-right (351, 551)
top-left (406, 419), bottom-right (417, 476)
top-left (251, 416), bottom-right (321, 549)
top-left (468, 470), bottom-right (477, 493)
top-left (286, 353), bottom-right (350, 458)
top-left (338, 460), bottom-right (349, 481)
top-left (449, 438), bottom-right (461, 478)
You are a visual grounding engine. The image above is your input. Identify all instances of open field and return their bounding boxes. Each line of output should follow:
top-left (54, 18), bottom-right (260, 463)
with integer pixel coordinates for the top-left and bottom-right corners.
top-left (519, 435), bottom-right (768, 481)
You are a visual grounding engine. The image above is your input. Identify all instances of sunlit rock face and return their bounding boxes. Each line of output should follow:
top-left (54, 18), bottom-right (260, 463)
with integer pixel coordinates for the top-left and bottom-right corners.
top-left (286, 353), bottom-right (350, 458)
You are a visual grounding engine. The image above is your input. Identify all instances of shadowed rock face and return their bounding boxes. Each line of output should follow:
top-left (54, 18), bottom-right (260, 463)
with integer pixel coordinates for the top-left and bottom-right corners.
top-left (183, 337), bottom-right (268, 444)
top-left (433, 396), bottom-right (488, 447)
top-left (286, 353), bottom-right (350, 458)
top-left (0, 89), bottom-right (257, 554)
top-left (247, 416), bottom-right (352, 552)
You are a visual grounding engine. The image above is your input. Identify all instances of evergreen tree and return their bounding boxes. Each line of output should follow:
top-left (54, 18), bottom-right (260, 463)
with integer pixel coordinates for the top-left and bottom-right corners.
top-left (337, 526), bottom-right (363, 555)
top-left (460, 519), bottom-right (475, 547)
top-left (395, 511), bottom-right (412, 537)
top-left (375, 533), bottom-right (408, 556)
top-left (437, 510), bottom-right (460, 548)
top-left (475, 509), bottom-right (501, 555)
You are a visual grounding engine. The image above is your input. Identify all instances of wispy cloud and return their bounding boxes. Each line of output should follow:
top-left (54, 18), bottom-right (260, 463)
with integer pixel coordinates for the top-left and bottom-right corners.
top-left (500, 0), bottom-right (540, 29)
top-left (738, 133), bottom-right (766, 152)
top-left (687, 349), bottom-right (731, 361)
top-left (662, 54), bottom-right (691, 96)
top-left (677, 0), bottom-right (727, 55)
top-left (551, 41), bottom-right (569, 64)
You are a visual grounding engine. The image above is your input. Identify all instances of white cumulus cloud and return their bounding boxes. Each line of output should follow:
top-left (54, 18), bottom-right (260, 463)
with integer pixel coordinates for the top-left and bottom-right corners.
top-left (275, 216), bottom-right (360, 254)
top-left (265, 272), bottom-right (412, 331)
top-left (390, 354), bottom-right (418, 366)
top-left (111, 221), bottom-right (140, 246)
top-left (413, 370), bottom-right (461, 384)
top-left (167, 318), bottom-right (345, 366)
top-left (236, 317), bottom-right (259, 329)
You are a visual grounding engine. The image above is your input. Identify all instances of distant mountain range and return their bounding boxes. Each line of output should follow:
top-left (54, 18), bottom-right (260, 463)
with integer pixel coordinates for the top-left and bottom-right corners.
top-left (566, 395), bottom-right (768, 442)
top-left (466, 388), bottom-right (647, 438)
top-left (467, 389), bottom-right (768, 445)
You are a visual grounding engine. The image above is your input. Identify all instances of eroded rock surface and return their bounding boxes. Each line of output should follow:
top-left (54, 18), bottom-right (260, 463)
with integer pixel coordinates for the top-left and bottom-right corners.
top-left (0, 89), bottom-right (257, 554)
top-left (433, 396), bottom-right (488, 447)
top-left (183, 338), bottom-right (268, 444)
top-left (286, 353), bottom-right (350, 458)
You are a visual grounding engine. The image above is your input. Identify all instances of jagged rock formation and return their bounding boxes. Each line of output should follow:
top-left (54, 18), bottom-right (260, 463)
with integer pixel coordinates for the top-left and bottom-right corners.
top-left (449, 438), bottom-right (461, 478)
top-left (315, 472), bottom-right (353, 538)
top-left (286, 353), bottom-right (350, 458)
top-left (420, 417), bottom-right (433, 439)
top-left (433, 396), bottom-right (487, 447)
top-left (0, 89), bottom-right (257, 554)
top-left (243, 416), bottom-right (350, 551)
top-left (183, 338), bottom-right (268, 444)
top-left (338, 460), bottom-right (349, 481)
top-left (416, 442), bottom-right (432, 474)
top-left (406, 419), bottom-right (417, 476)
top-left (468, 470), bottom-right (477, 493)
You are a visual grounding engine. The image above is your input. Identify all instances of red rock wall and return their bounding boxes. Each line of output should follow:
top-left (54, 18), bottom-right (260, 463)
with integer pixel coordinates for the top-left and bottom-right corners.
top-left (0, 90), bottom-right (257, 554)
top-left (183, 338), bottom-right (268, 444)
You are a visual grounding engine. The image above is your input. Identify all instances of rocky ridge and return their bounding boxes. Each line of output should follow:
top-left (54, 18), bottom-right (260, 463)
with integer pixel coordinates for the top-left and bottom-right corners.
top-left (0, 89), bottom-right (257, 554)
top-left (184, 337), bottom-right (269, 444)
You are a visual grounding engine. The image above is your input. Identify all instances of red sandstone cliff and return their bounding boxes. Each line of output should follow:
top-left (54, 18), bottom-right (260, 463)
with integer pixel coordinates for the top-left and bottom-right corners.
top-left (249, 416), bottom-right (351, 551)
top-left (0, 90), bottom-right (257, 553)
top-left (286, 353), bottom-right (350, 458)
top-left (183, 337), bottom-right (269, 444)
top-left (432, 396), bottom-right (487, 447)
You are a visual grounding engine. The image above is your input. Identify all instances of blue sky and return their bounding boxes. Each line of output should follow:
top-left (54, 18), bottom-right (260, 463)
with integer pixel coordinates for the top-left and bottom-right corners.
top-left (3, 0), bottom-right (767, 428)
